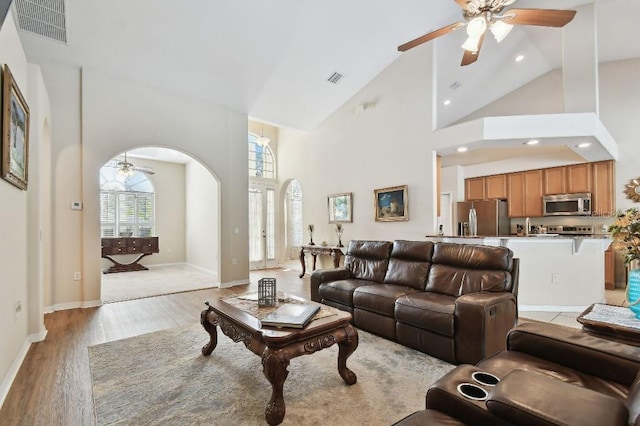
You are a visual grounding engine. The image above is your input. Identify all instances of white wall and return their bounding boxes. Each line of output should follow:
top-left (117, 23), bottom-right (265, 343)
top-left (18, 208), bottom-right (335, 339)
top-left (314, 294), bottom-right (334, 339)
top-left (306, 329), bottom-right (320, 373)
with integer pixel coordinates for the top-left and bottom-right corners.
top-left (185, 159), bottom-right (219, 275)
top-left (0, 13), bottom-right (51, 405)
top-left (278, 46), bottom-right (438, 261)
top-left (33, 64), bottom-right (248, 309)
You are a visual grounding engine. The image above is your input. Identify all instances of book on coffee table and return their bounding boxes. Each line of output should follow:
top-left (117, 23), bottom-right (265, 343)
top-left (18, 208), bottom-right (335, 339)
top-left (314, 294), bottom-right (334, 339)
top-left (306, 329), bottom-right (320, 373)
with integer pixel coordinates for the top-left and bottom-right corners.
top-left (260, 303), bottom-right (320, 329)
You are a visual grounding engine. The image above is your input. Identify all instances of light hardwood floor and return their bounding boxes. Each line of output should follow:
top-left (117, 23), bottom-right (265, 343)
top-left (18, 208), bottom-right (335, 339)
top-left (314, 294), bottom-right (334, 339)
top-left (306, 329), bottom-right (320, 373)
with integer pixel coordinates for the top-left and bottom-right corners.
top-left (0, 268), bottom-right (310, 426)
top-left (0, 266), bottom-right (623, 425)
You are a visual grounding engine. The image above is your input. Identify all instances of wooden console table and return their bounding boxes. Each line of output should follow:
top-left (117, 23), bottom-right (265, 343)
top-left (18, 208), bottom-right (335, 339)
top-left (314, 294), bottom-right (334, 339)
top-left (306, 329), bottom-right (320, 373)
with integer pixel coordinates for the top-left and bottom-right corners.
top-left (299, 245), bottom-right (344, 278)
top-left (101, 237), bottom-right (159, 274)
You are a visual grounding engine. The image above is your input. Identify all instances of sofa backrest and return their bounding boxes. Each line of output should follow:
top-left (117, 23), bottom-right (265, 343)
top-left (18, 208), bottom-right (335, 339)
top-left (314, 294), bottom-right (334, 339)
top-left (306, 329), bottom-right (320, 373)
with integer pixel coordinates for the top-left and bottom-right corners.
top-left (345, 240), bottom-right (392, 282)
top-left (426, 242), bottom-right (513, 296)
top-left (383, 240), bottom-right (434, 290)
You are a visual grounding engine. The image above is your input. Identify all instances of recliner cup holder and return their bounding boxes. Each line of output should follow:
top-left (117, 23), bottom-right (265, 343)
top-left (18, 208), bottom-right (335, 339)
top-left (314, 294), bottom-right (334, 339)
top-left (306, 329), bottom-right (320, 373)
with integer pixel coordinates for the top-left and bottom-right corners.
top-left (456, 383), bottom-right (488, 401)
top-left (472, 371), bottom-right (500, 386)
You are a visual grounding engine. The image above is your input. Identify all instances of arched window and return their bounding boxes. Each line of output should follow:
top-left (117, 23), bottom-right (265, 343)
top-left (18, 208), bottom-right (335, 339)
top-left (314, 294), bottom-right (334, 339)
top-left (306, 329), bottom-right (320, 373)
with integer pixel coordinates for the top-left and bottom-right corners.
top-left (248, 133), bottom-right (275, 179)
top-left (99, 166), bottom-right (155, 238)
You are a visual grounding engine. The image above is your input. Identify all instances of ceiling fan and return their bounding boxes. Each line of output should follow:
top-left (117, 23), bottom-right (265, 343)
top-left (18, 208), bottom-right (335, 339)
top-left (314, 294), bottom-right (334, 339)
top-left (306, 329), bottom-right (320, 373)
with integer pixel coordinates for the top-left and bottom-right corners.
top-left (107, 152), bottom-right (155, 176)
top-left (398, 0), bottom-right (577, 66)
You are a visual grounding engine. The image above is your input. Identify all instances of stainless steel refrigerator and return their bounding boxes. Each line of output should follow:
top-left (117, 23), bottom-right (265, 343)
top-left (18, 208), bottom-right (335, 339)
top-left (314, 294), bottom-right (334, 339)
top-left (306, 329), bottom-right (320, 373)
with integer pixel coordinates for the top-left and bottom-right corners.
top-left (456, 200), bottom-right (509, 236)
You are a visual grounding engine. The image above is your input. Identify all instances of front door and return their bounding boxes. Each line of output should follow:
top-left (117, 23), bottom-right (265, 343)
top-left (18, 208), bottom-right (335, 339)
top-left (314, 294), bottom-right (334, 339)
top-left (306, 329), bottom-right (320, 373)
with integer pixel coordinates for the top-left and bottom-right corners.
top-left (249, 184), bottom-right (277, 269)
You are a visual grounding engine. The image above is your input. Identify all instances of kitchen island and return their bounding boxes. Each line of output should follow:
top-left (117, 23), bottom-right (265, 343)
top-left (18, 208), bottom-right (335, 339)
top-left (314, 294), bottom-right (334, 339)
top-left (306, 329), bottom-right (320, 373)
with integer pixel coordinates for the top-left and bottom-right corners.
top-left (425, 235), bottom-right (612, 312)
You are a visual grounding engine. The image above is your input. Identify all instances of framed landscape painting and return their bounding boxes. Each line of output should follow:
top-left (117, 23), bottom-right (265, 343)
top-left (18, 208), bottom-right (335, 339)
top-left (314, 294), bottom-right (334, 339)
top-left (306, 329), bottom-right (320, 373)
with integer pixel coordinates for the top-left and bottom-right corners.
top-left (374, 185), bottom-right (408, 222)
top-left (328, 192), bottom-right (352, 223)
top-left (2, 64), bottom-right (30, 190)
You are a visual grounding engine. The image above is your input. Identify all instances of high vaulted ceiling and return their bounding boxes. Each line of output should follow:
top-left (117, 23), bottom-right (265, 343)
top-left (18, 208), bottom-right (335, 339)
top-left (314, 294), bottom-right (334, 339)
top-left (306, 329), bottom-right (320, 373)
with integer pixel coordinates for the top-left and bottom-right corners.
top-left (14, 0), bottom-right (639, 135)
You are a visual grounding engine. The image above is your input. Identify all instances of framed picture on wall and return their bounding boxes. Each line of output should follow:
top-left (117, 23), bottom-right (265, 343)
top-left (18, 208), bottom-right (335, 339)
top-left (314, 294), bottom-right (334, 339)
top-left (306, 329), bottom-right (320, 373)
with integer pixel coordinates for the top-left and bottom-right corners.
top-left (374, 185), bottom-right (408, 222)
top-left (2, 64), bottom-right (30, 190)
top-left (328, 192), bottom-right (352, 223)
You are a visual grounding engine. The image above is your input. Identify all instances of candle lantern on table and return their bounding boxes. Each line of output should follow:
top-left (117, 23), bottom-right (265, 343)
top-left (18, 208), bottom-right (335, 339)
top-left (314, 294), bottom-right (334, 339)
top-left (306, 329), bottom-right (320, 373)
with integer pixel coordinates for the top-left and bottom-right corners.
top-left (258, 278), bottom-right (277, 307)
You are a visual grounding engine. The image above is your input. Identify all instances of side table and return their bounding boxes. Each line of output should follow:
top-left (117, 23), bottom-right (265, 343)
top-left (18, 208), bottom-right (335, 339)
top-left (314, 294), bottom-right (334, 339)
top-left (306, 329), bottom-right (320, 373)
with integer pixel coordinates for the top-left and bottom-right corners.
top-left (299, 245), bottom-right (344, 278)
top-left (577, 303), bottom-right (640, 346)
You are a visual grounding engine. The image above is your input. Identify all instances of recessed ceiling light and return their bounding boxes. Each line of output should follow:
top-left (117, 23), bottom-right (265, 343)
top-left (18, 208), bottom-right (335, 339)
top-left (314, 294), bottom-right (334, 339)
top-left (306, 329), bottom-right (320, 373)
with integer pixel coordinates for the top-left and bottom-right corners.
top-left (524, 139), bottom-right (539, 145)
top-left (457, 147), bottom-right (468, 153)
top-left (576, 142), bottom-right (592, 148)
top-left (515, 55), bottom-right (524, 62)
top-left (443, 99), bottom-right (451, 106)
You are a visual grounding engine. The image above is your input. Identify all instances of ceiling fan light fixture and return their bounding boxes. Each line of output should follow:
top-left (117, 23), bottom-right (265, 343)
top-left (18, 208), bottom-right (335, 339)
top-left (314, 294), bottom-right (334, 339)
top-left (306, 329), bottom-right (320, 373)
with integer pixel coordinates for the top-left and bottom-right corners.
top-left (257, 124), bottom-right (271, 147)
top-left (466, 16), bottom-right (487, 38)
top-left (461, 36), bottom-right (481, 53)
top-left (490, 20), bottom-right (513, 42)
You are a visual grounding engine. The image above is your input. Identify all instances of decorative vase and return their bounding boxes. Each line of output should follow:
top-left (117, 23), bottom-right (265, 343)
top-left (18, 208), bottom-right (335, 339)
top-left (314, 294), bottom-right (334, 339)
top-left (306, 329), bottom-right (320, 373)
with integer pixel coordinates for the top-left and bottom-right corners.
top-left (335, 226), bottom-right (344, 247)
top-left (627, 269), bottom-right (640, 318)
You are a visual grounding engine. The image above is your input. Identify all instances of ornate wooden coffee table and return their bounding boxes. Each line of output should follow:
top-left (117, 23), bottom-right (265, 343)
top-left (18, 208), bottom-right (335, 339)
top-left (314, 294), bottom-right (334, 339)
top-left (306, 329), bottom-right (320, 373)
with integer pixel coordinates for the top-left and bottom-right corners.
top-left (200, 296), bottom-right (358, 425)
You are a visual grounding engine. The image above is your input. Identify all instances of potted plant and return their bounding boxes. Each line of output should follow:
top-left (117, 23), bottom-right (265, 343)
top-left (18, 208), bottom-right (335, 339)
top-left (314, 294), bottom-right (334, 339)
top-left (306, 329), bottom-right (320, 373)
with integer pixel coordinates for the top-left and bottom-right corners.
top-left (609, 207), bottom-right (640, 317)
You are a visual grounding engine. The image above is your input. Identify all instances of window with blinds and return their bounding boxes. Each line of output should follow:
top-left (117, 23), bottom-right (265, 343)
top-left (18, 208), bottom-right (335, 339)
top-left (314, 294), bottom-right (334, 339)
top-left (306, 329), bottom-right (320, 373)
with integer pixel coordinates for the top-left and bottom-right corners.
top-left (100, 165), bottom-right (155, 238)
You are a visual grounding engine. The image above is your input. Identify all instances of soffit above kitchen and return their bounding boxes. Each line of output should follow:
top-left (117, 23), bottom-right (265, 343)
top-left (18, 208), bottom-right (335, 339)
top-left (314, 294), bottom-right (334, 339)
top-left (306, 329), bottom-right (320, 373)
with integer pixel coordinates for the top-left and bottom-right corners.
top-left (436, 113), bottom-right (617, 167)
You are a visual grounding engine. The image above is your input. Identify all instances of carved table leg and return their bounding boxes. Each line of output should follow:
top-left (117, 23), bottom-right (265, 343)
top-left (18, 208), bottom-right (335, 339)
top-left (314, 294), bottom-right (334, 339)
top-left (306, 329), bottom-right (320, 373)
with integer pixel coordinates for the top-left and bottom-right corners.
top-left (262, 349), bottom-right (290, 425)
top-left (299, 247), bottom-right (306, 278)
top-left (200, 302), bottom-right (218, 356)
top-left (331, 249), bottom-right (341, 268)
top-left (337, 325), bottom-right (358, 385)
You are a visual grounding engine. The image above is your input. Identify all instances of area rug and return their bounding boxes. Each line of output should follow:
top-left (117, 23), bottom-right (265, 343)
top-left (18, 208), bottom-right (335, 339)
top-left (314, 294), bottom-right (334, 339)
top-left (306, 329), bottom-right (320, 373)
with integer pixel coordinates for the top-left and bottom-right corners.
top-left (88, 324), bottom-right (454, 425)
top-left (101, 264), bottom-right (218, 303)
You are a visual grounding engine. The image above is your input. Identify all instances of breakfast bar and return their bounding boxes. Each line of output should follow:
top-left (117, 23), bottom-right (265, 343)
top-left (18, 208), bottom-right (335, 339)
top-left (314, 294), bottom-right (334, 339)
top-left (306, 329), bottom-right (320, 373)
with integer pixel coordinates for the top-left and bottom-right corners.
top-left (425, 235), bottom-right (612, 312)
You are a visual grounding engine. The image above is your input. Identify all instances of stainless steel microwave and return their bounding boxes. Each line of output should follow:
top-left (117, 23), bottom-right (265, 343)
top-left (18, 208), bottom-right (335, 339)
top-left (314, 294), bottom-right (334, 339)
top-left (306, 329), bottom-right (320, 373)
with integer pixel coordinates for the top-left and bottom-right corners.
top-left (543, 193), bottom-right (592, 216)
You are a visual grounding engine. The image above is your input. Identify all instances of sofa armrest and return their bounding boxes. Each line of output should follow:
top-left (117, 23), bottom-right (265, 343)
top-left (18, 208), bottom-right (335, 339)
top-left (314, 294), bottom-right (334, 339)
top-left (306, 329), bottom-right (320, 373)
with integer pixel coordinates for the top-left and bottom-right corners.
top-left (310, 268), bottom-right (351, 302)
top-left (454, 292), bottom-right (517, 364)
top-left (508, 322), bottom-right (640, 386)
top-left (487, 369), bottom-right (629, 426)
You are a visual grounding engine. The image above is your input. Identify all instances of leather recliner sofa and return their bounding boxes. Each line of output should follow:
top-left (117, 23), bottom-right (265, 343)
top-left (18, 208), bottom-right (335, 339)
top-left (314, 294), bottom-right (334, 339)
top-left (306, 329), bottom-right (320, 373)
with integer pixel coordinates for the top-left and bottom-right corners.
top-left (310, 240), bottom-right (519, 365)
top-left (394, 321), bottom-right (640, 426)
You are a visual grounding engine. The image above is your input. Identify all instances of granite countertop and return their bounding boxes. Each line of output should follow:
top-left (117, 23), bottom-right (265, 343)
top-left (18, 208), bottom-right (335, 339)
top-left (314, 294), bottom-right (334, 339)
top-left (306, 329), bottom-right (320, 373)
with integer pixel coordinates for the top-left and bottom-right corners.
top-left (425, 234), bottom-right (612, 239)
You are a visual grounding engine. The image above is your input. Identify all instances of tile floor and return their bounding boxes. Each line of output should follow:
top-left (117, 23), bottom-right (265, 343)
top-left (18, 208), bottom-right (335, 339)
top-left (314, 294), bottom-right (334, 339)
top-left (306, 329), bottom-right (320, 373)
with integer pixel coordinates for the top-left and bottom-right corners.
top-left (520, 288), bottom-right (627, 329)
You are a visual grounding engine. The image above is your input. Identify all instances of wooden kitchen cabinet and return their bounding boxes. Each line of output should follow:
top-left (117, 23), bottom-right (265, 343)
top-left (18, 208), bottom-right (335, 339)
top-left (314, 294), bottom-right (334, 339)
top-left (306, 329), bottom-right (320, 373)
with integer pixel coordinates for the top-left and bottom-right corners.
top-left (507, 169), bottom-right (543, 218)
top-left (592, 160), bottom-right (615, 216)
top-left (566, 163), bottom-right (592, 193)
top-left (465, 177), bottom-right (485, 201)
top-left (485, 174), bottom-right (507, 199)
top-left (465, 174), bottom-right (507, 201)
top-left (543, 167), bottom-right (566, 195)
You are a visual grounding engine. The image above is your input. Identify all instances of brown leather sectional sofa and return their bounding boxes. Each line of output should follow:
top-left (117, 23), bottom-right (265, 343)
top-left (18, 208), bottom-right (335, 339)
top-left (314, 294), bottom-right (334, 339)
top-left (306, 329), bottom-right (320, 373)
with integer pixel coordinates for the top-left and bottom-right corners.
top-left (394, 321), bottom-right (640, 425)
top-left (310, 240), bottom-right (519, 365)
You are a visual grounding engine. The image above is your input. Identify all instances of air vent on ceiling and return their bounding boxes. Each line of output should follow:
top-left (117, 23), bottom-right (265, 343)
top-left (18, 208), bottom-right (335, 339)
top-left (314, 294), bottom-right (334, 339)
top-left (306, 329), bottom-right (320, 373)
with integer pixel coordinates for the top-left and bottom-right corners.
top-left (327, 72), bottom-right (344, 85)
top-left (14, 0), bottom-right (67, 44)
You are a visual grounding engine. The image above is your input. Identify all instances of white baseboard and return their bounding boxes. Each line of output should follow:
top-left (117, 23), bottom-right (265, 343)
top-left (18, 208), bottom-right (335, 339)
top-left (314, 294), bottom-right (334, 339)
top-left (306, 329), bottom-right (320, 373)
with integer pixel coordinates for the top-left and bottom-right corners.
top-left (220, 279), bottom-right (250, 289)
top-left (146, 262), bottom-right (186, 268)
top-left (43, 299), bottom-right (102, 313)
top-left (519, 305), bottom-right (589, 313)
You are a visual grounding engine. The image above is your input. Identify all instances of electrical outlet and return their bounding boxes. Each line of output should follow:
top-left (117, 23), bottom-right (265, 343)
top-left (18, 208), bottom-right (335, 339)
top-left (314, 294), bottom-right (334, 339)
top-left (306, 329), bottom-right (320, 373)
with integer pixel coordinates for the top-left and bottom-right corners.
top-left (232, 258), bottom-right (238, 265)
top-left (551, 273), bottom-right (559, 283)
top-left (167, 248), bottom-right (172, 254)
top-left (74, 271), bottom-right (81, 281)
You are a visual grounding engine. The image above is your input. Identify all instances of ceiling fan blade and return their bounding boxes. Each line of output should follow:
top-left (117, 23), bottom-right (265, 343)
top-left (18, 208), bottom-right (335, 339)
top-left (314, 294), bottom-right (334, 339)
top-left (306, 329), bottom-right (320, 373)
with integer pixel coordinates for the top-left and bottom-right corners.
top-left (398, 22), bottom-right (464, 52)
top-left (503, 8), bottom-right (577, 27)
top-left (461, 33), bottom-right (484, 66)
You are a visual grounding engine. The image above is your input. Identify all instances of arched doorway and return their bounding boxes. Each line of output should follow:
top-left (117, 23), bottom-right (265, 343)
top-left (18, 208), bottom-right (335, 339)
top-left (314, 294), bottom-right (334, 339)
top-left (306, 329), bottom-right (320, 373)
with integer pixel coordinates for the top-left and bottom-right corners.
top-left (99, 147), bottom-right (221, 303)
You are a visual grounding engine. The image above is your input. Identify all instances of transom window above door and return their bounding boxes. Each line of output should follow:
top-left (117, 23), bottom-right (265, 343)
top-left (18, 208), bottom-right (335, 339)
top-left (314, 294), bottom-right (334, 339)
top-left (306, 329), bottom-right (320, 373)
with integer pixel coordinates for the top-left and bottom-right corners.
top-left (248, 133), bottom-right (275, 179)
